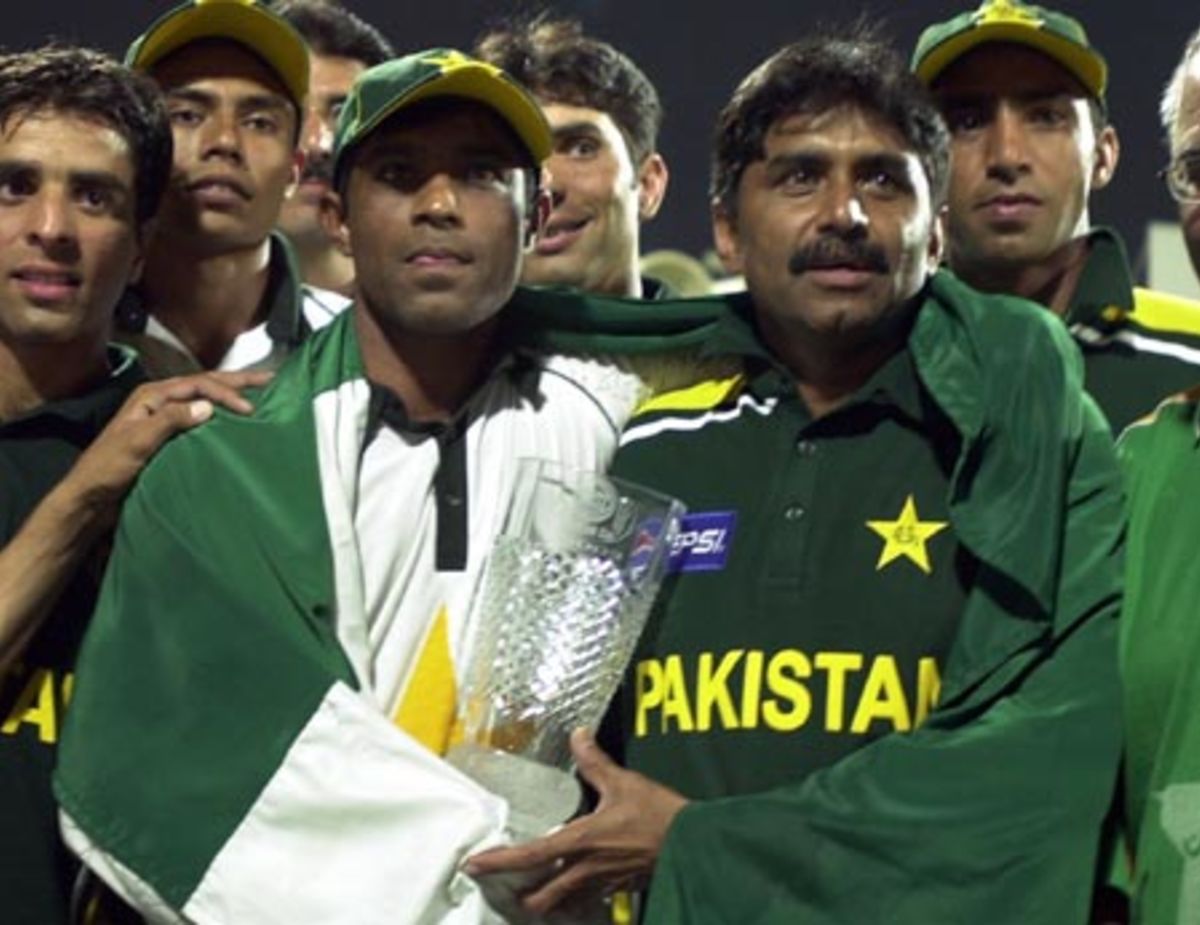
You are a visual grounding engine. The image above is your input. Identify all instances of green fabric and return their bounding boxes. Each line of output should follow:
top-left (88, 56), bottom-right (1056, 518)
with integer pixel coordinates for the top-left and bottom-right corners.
top-left (503, 284), bottom-right (728, 354)
top-left (54, 291), bottom-right (729, 908)
top-left (613, 341), bottom-right (969, 798)
top-left (1066, 229), bottom-right (1200, 434)
top-left (0, 349), bottom-right (143, 925)
top-left (634, 270), bottom-right (1125, 924)
top-left (1118, 396), bottom-right (1200, 924)
top-left (55, 318), bottom-right (359, 907)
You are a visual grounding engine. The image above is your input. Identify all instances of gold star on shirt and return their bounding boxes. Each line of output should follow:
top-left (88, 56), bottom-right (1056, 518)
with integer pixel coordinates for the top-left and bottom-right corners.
top-left (866, 495), bottom-right (949, 575)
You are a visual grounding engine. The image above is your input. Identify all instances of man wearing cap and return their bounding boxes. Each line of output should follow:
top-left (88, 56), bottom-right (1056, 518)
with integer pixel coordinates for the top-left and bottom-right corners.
top-left (275, 0), bottom-right (393, 297)
top-left (117, 0), bottom-right (349, 378)
top-left (913, 0), bottom-right (1200, 433)
top-left (54, 48), bottom-right (719, 924)
top-left (1099, 31), bottom-right (1200, 925)
top-left (475, 16), bottom-right (671, 300)
top-left (467, 29), bottom-right (1124, 924)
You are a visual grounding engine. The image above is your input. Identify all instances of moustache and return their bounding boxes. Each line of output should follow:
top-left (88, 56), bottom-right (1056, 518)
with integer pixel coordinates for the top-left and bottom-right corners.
top-left (788, 237), bottom-right (889, 275)
top-left (300, 154), bottom-right (333, 185)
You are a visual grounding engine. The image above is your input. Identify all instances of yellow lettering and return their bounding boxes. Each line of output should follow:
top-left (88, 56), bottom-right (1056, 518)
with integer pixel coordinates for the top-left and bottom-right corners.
top-left (815, 652), bottom-right (862, 732)
top-left (660, 655), bottom-right (695, 732)
top-left (1, 668), bottom-right (58, 744)
top-left (696, 650), bottom-right (742, 732)
top-left (762, 649), bottom-right (812, 731)
top-left (740, 650), bottom-right (764, 729)
top-left (850, 655), bottom-right (911, 733)
top-left (634, 660), bottom-right (664, 738)
top-left (61, 671), bottom-right (74, 708)
top-left (913, 657), bottom-right (942, 727)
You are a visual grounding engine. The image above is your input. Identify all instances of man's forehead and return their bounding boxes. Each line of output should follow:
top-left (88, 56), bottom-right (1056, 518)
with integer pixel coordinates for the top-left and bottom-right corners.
top-left (932, 42), bottom-right (1090, 100)
top-left (309, 53), bottom-right (366, 95)
top-left (153, 38), bottom-right (293, 105)
top-left (0, 109), bottom-right (134, 177)
top-left (765, 105), bottom-right (914, 156)
top-left (541, 100), bottom-right (613, 130)
top-left (360, 99), bottom-right (530, 163)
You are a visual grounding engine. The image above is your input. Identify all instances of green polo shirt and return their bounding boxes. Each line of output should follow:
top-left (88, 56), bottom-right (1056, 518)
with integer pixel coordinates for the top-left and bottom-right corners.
top-left (1068, 228), bottom-right (1200, 433)
top-left (0, 349), bottom-right (143, 924)
top-left (1117, 392), bottom-right (1200, 924)
top-left (610, 301), bottom-right (970, 799)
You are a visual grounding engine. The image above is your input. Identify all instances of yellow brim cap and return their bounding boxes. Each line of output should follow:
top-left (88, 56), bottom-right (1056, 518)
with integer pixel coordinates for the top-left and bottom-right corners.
top-left (126, 0), bottom-right (309, 110)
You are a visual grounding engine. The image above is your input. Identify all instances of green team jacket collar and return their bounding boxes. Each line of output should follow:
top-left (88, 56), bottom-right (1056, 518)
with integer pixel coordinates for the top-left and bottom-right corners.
top-left (1068, 226), bottom-right (1135, 331)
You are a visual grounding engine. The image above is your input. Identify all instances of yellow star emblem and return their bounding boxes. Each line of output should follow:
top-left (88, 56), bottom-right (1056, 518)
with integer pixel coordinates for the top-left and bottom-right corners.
top-left (423, 50), bottom-right (502, 79)
top-left (866, 495), bottom-right (949, 575)
top-left (976, 0), bottom-right (1043, 27)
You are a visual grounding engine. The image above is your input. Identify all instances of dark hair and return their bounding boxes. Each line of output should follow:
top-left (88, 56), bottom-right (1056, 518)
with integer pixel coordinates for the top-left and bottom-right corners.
top-left (475, 15), bottom-right (662, 165)
top-left (273, 0), bottom-right (393, 68)
top-left (712, 28), bottom-right (950, 215)
top-left (0, 46), bottom-right (171, 224)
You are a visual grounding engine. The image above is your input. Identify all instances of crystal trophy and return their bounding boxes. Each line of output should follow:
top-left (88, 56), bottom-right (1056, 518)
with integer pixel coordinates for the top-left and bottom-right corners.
top-left (446, 457), bottom-right (684, 842)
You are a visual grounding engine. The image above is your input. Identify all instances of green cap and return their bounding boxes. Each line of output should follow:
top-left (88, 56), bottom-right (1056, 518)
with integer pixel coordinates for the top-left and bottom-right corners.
top-left (332, 48), bottom-right (552, 183)
top-left (912, 0), bottom-right (1107, 101)
top-left (126, 0), bottom-right (309, 111)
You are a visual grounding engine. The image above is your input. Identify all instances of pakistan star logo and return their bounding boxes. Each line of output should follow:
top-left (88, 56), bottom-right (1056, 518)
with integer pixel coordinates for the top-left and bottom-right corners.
top-left (423, 50), bottom-right (502, 79)
top-left (975, 0), bottom-right (1043, 28)
top-left (866, 494), bottom-right (948, 575)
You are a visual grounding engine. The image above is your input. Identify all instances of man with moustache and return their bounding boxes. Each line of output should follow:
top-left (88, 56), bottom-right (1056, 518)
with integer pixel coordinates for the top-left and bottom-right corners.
top-left (54, 48), bottom-right (720, 924)
top-left (467, 31), bottom-right (1125, 924)
top-left (1105, 30), bottom-right (1200, 925)
top-left (476, 16), bottom-right (671, 299)
top-left (0, 47), bottom-right (264, 924)
top-left (913, 0), bottom-right (1200, 433)
top-left (276, 0), bottom-right (393, 297)
top-left (117, 0), bottom-right (349, 378)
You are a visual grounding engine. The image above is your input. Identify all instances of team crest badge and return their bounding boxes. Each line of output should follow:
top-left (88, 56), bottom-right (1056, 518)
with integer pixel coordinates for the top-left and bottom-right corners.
top-left (865, 495), bottom-right (948, 575)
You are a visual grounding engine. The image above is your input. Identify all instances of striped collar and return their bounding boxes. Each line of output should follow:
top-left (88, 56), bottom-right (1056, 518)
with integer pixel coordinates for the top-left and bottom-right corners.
top-left (1067, 227), bottom-right (1135, 333)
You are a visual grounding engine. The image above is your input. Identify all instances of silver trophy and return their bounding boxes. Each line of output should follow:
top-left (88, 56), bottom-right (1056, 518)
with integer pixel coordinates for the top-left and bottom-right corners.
top-left (447, 458), bottom-right (684, 842)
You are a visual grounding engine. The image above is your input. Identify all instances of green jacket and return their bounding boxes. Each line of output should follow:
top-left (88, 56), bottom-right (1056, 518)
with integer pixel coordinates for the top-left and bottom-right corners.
top-left (1066, 228), bottom-right (1200, 433)
top-left (641, 271), bottom-right (1126, 924)
top-left (1116, 392), bottom-right (1200, 924)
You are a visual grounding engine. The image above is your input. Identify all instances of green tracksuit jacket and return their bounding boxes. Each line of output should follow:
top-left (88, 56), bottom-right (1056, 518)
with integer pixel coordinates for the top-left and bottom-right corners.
top-left (619, 271), bottom-right (1125, 924)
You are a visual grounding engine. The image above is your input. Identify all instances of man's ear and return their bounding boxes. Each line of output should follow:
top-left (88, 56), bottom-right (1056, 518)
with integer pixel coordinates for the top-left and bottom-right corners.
top-left (128, 216), bottom-right (158, 285)
top-left (320, 190), bottom-right (352, 257)
top-left (525, 186), bottom-right (552, 249)
top-left (927, 205), bottom-right (947, 272)
top-left (1091, 124), bottom-right (1120, 191)
top-left (636, 153), bottom-right (669, 222)
top-left (285, 149), bottom-right (304, 200)
top-left (711, 198), bottom-right (743, 275)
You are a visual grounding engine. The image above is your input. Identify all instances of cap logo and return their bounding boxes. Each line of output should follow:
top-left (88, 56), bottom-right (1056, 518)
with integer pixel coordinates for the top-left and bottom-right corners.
top-left (423, 49), bottom-right (503, 79)
top-left (975, 0), bottom-right (1043, 27)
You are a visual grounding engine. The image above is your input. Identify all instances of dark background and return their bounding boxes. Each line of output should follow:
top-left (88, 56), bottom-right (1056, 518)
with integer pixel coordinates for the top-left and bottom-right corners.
top-left (9, 1), bottom-right (1191, 275)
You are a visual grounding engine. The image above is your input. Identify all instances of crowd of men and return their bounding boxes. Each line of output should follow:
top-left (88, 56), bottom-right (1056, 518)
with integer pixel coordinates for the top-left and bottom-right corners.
top-left (2, 0), bottom-right (1200, 922)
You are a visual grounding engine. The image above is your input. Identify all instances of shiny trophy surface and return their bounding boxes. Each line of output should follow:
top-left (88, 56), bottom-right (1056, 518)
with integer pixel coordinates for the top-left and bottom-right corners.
top-left (447, 458), bottom-right (684, 842)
